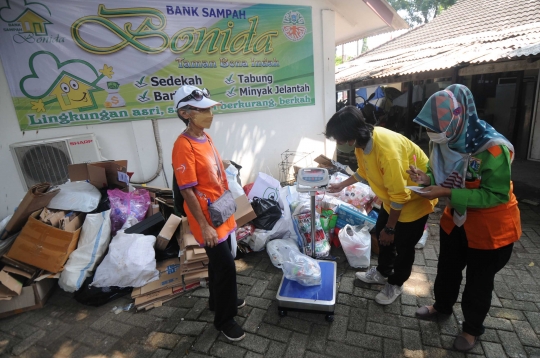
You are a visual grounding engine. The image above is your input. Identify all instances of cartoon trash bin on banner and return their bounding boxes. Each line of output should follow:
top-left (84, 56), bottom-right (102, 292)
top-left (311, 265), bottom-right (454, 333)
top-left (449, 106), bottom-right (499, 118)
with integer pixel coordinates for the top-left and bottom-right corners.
top-left (20, 51), bottom-right (116, 112)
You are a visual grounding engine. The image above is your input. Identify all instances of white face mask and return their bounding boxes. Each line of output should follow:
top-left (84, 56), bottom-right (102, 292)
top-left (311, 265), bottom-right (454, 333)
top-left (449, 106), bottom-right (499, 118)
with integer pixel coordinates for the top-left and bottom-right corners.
top-left (427, 131), bottom-right (449, 144)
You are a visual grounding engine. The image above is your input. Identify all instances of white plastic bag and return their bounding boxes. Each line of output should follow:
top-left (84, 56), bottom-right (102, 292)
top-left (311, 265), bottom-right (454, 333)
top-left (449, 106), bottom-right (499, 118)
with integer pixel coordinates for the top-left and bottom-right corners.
top-left (267, 239), bottom-right (300, 268)
top-left (225, 164), bottom-right (245, 199)
top-left (338, 224), bottom-right (371, 268)
top-left (282, 250), bottom-right (322, 286)
top-left (48, 181), bottom-right (101, 212)
top-left (248, 217), bottom-right (292, 252)
top-left (91, 232), bottom-right (159, 288)
top-left (247, 172), bottom-right (280, 201)
top-left (59, 210), bottom-right (112, 292)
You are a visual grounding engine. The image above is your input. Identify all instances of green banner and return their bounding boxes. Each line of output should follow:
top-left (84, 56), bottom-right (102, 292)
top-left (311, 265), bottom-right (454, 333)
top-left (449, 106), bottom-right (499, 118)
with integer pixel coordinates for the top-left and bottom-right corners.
top-left (0, 1), bottom-right (315, 131)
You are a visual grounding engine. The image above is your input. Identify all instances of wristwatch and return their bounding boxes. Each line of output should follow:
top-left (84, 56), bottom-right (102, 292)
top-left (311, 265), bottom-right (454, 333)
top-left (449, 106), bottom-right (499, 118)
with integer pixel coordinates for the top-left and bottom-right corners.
top-left (383, 226), bottom-right (395, 235)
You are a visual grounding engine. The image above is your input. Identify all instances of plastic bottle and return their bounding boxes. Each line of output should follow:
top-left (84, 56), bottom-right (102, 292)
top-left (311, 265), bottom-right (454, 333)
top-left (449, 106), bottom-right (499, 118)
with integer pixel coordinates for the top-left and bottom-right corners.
top-left (415, 224), bottom-right (429, 249)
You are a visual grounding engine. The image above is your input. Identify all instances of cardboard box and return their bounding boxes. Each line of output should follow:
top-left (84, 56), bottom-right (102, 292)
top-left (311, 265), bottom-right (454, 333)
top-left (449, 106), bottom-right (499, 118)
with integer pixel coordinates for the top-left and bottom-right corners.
top-left (0, 279), bottom-right (57, 318)
top-left (131, 258), bottom-right (183, 298)
top-left (6, 209), bottom-right (85, 273)
top-left (335, 204), bottom-right (376, 230)
top-left (234, 194), bottom-right (257, 227)
top-left (314, 154), bottom-right (355, 175)
top-left (156, 214), bottom-right (182, 251)
top-left (68, 160), bottom-right (128, 189)
top-left (177, 217), bottom-right (199, 249)
top-left (1, 183), bottom-right (60, 240)
top-left (0, 269), bottom-right (23, 299)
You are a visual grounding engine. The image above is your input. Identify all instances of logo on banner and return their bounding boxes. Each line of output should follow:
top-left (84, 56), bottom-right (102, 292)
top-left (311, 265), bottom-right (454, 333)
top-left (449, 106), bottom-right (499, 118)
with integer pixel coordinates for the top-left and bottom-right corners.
top-left (281, 10), bottom-right (306, 42)
top-left (20, 51), bottom-right (116, 113)
top-left (0, 1), bottom-right (64, 43)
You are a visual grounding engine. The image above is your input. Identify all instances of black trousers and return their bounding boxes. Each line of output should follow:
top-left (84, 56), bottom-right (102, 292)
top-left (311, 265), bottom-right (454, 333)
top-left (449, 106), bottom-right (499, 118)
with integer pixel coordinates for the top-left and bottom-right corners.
top-left (433, 225), bottom-right (513, 336)
top-left (204, 236), bottom-right (238, 330)
top-left (375, 208), bottom-right (429, 286)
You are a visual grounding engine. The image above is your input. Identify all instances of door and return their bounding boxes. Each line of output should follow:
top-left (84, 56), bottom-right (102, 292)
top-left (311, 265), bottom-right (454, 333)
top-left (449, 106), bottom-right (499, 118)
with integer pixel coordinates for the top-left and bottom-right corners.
top-left (529, 72), bottom-right (540, 161)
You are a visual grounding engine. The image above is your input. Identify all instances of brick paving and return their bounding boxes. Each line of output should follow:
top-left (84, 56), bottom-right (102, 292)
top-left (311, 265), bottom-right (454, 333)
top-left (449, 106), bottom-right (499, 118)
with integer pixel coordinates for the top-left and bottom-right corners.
top-left (1, 202), bottom-right (540, 357)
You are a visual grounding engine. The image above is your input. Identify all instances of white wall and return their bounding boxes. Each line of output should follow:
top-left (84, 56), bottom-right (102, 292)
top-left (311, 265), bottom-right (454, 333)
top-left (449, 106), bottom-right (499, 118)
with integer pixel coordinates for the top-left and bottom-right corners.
top-left (0, 0), bottom-right (336, 219)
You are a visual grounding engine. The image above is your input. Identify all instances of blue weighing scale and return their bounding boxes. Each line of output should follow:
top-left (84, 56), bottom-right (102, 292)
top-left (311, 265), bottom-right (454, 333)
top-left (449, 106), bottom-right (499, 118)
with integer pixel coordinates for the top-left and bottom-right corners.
top-left (276, 168), bottom-right (337, 322)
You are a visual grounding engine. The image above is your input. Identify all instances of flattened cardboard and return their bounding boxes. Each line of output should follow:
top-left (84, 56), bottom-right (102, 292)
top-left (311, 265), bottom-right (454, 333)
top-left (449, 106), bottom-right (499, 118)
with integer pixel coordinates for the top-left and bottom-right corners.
top-left (234, 194), bottom-right (257, 227)
top-left (68, 160), bottom-right (128, 189)
top-left (156, 214), bottom-right (181, 251)
top-left (0, 270), bottom-right (23, 298)
top-left (134, 258), bottom-right (183, 296)
top-left (183, 271), bottom-right (208, 285)
top-left (180, 260), bottom-right (208, 274)
top-left (0, 256), bottom-right (40, 278)
top-left (0, 278), bottom-right (57, 318)
top-left (6, 210), bottom-right (85, 273)
top-left (1, 183), bottom-right (60, 240)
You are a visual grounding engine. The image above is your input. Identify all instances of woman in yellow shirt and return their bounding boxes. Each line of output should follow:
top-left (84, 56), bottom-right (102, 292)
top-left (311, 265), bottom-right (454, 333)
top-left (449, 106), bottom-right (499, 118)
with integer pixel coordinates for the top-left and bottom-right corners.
top-left (326, 106), bottom-right (437, 305)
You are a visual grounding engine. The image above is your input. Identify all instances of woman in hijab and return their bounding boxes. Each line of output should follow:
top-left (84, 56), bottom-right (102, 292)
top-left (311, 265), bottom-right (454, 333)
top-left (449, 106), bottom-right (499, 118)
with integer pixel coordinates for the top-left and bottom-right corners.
top-left (407, 84), bottom-right (521, 352)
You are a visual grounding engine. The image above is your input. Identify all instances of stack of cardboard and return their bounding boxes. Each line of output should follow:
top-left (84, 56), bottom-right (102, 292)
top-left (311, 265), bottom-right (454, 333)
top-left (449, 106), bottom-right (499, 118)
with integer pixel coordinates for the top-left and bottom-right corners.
top-left (131, 217), bottom-right (208, 311)
top-left (0, 160), bottom-right (128, 317)
top-left (179, 217), bottom-right (209, 284)
top-left (0, 257), bottom-right (58, 318)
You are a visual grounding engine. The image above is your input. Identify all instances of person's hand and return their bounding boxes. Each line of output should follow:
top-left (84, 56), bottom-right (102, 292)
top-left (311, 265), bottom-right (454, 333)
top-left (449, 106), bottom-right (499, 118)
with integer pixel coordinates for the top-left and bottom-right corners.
top-left (406, 165), bottom-right (430, 185)
top-left (379, 230), bottom-right (394, 246)
top-left (327, 182), bottom-right (345, 193)
top-left (201, 224), bottom-right (219, 247)
top-left (414, 185), bottom-right (451, 200)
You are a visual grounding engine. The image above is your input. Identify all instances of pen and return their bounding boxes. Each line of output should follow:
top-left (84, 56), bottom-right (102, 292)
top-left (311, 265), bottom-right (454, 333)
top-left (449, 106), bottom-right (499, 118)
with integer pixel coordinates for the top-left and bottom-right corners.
top-left (413, 154), bottom-right (417, 169)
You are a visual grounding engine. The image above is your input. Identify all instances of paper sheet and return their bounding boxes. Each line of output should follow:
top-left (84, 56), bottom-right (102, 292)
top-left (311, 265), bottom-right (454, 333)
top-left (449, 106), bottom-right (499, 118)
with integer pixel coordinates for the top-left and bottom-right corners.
top-left (406, 186), bottom-right (427, 193)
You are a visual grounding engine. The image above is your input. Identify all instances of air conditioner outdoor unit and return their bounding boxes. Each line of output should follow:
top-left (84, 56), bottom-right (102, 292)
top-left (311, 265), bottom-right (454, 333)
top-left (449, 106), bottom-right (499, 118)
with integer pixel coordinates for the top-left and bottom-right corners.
top-left (10, 134), bottom-right (102, 190)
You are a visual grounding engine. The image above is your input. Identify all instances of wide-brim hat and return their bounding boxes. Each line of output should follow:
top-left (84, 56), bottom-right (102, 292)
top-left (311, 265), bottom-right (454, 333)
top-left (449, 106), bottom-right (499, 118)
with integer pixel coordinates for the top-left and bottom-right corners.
top-left (173, 85), bottom-right (220, 109)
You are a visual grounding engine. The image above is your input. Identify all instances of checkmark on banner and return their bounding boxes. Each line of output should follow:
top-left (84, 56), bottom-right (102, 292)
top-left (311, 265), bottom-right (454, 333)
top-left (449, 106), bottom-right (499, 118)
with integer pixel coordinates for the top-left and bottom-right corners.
top-left (225, 87), bottom-right (237, 98)
top-left (137, 90), bottom-right (151, 103)
top-left (224, 74), bottom-right (235, 85)
top-left (134, 76), bottom-right (147, 88)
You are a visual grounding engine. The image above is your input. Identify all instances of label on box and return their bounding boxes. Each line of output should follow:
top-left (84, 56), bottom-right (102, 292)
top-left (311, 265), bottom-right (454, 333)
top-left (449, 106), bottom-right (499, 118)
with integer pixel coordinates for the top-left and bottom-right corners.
top-left (118, 171), bottom-right (130, 185)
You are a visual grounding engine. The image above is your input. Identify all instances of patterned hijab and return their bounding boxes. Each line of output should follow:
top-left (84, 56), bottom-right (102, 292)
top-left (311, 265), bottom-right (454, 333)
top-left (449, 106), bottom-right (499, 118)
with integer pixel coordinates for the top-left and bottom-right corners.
top-left (414, 84), bottom-right (514, 225)
top-left (414, 84), bottom-right (513, 188)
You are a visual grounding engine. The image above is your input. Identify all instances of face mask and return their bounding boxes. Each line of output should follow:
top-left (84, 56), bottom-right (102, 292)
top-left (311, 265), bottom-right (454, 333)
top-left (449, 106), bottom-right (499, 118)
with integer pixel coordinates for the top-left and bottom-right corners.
top-left (427, 131), bottom-right (449, 144)
top-left (336, 140), bottom-right (356, 153)
top-left (190, 111), bottom-right (213, 129)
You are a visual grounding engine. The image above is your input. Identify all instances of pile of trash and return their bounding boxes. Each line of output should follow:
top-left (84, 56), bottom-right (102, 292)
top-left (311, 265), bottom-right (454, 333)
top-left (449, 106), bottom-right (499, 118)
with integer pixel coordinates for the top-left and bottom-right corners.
top-left (0, 160), bottom-right (210, 317)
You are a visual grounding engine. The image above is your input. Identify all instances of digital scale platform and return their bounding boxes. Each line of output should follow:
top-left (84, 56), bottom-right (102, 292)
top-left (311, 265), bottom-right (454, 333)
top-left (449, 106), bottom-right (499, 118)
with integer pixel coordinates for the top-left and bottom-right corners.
top-left (276, 168), bottom-right (337, 322)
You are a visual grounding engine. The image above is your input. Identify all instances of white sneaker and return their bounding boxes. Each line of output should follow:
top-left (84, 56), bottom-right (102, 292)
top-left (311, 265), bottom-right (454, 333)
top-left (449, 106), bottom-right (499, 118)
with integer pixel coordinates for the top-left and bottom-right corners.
top-left (375, 283), bottom-right (403, 305)
top-left (355, 267), bottom-right (387, 284)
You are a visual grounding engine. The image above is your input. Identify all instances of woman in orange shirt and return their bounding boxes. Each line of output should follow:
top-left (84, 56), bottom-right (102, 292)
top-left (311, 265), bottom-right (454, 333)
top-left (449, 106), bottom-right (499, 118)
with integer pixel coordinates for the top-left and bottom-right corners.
top-left (172, 85), bottom-right (245, 342)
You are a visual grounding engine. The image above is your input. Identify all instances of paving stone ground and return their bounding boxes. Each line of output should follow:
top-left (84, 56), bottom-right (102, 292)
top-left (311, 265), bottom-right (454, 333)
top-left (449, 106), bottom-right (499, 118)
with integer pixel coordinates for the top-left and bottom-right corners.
top-left (1, 202), bottom-right (540, 358)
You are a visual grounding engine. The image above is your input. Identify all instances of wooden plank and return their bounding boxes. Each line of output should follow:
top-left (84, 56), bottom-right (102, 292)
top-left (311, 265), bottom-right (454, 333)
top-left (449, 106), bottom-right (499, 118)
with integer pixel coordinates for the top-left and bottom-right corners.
top-left (458, 60), bottom-right (540, 77)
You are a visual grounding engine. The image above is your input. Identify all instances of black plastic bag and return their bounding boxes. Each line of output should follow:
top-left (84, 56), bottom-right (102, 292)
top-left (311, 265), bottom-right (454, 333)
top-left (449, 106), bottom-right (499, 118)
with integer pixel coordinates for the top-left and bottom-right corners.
top-left (74, 275), bottom-right (132, 307)
top-left (250, 197), bottom-right (282, 231)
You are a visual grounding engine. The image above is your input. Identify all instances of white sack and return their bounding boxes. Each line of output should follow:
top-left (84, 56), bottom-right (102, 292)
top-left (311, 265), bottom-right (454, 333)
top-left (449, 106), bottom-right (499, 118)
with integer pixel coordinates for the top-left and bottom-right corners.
top-left (59, 210), bottom-right (112, 292)
top-left (248, 217), bottom-right (292, 252)
top-left (225, 164), bottom-right (244, 199)
top-left (48, 181), bottom-right (101, 212)
top-left (91, 232), bottom-right (159, 288)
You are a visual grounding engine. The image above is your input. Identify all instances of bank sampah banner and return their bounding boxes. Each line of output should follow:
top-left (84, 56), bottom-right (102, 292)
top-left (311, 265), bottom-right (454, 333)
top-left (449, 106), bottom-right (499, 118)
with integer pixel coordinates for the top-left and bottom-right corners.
top-left (0, 0), bottom-right (315, 130)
